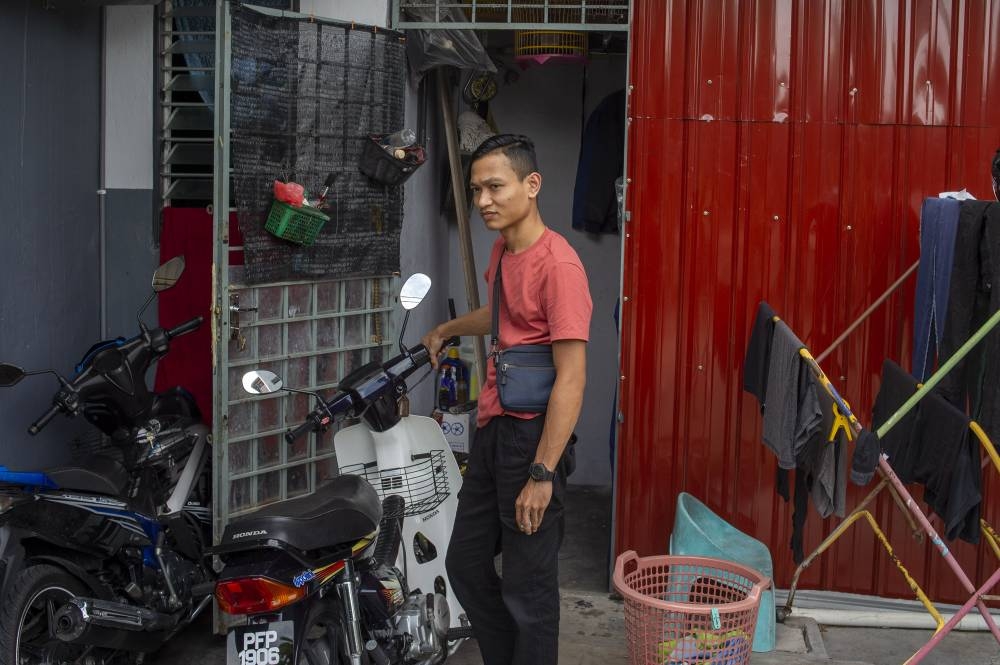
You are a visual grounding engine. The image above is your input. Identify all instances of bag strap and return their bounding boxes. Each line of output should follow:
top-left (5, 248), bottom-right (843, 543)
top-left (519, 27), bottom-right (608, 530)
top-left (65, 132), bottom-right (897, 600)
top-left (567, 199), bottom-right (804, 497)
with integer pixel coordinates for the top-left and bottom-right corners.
top-left (490, 252), bottom-right (504, 358)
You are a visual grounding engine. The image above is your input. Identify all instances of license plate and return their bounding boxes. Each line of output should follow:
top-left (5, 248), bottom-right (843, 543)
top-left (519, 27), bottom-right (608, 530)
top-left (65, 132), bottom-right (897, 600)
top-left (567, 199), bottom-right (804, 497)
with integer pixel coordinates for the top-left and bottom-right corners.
top-left (227, 620), bottom-right (295, 665)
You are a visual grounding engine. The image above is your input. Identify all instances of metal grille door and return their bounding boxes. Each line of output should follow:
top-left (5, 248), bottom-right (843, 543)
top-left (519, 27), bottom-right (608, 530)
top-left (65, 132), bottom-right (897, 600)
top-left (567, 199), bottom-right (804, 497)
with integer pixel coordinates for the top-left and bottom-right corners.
top-left (222, 275), bottom-right (394, 519)
top-left (211, 1), bottom-right (397, 540)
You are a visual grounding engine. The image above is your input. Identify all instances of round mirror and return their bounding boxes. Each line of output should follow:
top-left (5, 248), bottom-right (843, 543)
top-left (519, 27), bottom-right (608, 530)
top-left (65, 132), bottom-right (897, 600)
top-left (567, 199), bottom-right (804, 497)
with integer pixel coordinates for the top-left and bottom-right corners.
top-left (241, 370), bottom-right (283, 395)
top-left (399, 273), bottom-right (431, 310)
top-left (0, 364), bottom-right (26, 387)
top-left (152, 256), bottom-right (186, 292)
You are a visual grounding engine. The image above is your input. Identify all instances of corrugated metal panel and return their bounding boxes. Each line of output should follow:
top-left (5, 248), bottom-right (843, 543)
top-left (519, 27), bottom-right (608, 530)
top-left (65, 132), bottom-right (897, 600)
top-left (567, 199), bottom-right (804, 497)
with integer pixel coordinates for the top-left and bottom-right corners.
top-left (619, 0), bottom-right (1000, 604)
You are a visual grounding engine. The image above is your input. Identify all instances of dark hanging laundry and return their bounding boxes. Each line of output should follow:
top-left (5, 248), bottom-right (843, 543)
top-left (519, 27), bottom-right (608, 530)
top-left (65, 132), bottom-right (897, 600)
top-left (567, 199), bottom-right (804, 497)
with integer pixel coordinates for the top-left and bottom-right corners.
top-left (909, 392), bottom-right (981, 544)
top-left (850, 430), bottom-right (881, 486)
top-left (912, 198), bottom-right (961, 381)
top-left (790, 374), bottom-right (849, 563)
top-left (791, 467), bottom-right (809, 564)
top-left (572, 89), bottom-right (626, 235)
top-left (937, 201), bottom-right (994, 413)
top-left (744, 301), bottom-right (778, 410)
top-left (870, 359), bottom-right (921, 484)
top-left (976, 203), bottom-right (1000, 444)
top-left (797, 375), bottom-right (848, 520)
top-left (762, 322), bottom-right (824, 471)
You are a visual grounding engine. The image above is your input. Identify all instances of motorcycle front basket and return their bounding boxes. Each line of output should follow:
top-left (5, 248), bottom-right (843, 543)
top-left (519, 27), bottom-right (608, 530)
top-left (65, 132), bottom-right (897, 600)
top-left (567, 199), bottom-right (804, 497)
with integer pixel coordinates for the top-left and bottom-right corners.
top-left (339, 450), bottom-right (449, 518)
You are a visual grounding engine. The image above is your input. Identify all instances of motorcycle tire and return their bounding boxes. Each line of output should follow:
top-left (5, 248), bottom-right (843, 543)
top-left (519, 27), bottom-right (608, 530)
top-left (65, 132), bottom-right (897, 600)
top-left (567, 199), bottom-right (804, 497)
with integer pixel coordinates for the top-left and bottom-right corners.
top-left (0, 564), bottom-right (129, 665)
top-left (297, 606), bottom-right (352, 665)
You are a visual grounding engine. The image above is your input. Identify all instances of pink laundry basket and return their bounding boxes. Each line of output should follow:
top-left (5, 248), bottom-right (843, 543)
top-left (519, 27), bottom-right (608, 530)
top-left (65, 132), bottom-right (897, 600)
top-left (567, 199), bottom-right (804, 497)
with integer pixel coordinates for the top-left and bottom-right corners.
top-left (613, 551), bottom-right (771, 665)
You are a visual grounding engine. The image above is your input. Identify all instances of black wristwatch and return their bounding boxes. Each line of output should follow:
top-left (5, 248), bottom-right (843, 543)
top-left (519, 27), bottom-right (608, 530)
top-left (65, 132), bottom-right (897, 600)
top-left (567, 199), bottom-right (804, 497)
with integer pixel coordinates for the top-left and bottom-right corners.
top-left (529, 462), bottom-right (555, 482)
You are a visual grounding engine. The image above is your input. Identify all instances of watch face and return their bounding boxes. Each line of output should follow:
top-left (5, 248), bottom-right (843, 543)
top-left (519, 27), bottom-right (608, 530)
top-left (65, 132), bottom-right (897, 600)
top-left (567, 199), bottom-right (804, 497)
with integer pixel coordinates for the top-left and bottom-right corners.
top-left (530, 463), bottom-right (551, 481)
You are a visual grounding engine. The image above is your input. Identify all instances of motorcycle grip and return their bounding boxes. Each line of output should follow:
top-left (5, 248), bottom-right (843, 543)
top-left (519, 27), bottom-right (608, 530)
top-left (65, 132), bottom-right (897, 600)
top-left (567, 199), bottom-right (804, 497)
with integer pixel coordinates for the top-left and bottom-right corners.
top-left (167, 316), bottom-right (204, 339)
top-left (28, 404), bottom-right (61, 436)
top-left (285, 417), bottom-right (316, 444)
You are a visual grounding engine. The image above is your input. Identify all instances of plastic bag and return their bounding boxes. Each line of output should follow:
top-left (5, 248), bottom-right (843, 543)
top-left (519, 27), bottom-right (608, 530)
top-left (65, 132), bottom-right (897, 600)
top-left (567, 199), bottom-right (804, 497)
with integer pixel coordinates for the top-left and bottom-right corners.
top-left (457, 111), bottom-right (495, 154)
top-left (403, 7), bottom-right (496, 84)
top-left (273, 180), bottom-right (304, 207)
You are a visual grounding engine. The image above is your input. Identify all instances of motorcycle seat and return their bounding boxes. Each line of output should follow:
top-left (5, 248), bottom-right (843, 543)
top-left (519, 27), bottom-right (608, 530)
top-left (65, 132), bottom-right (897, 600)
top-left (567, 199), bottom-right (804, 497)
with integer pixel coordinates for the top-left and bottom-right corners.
top-left (46, 455), bottom-right (129, 496)
top-left (221, 473), bottom-right (382, 552)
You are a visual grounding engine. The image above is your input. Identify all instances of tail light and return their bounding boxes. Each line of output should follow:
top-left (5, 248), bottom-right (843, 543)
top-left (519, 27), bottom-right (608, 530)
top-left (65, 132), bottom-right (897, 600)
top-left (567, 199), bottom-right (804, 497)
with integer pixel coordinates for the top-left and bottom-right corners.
top-left (215, 577), bottom-right (306, 615)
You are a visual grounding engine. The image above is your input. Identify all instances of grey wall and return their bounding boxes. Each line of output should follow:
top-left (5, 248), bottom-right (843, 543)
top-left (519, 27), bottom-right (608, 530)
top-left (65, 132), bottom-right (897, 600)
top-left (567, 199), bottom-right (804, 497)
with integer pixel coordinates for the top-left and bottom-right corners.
top-left (448, 56), bottom-right (627, 486)
top-left (397, 81), bottom-right (450, 418)
top-left (0, 1), bottom-right (103, 468)
top-left (103, 5), bottom-right (159, 338)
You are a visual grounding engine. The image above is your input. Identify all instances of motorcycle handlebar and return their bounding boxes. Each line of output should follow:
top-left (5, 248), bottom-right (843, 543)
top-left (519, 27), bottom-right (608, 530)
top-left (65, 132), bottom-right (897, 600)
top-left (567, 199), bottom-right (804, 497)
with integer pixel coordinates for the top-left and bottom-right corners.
top-left (283, 342), bottom-right (435, 445)
top-left (25, 316), bottom-right (202, 436)
top-left (285, 417), bottom-right (319, 445)
top-left (28, 404), bottom-right (61, 436)
top-left (284, 391), bottom-right (354, 445)
top-left (167, 316), bottom-right (203, 339)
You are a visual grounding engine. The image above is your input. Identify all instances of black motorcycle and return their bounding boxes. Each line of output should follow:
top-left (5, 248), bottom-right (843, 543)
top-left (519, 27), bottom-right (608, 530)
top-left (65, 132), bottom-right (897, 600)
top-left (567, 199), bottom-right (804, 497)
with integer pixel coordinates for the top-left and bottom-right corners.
top-left (0, 256), bottom-right (214, 664)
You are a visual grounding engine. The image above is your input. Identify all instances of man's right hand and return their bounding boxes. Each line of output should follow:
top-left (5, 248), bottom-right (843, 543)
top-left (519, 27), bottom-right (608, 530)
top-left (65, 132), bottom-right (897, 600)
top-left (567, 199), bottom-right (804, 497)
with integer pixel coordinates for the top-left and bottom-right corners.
top-left (421, 326), bottom-right (448, 370)
top-left (419, 305), bottom-right (490, 371)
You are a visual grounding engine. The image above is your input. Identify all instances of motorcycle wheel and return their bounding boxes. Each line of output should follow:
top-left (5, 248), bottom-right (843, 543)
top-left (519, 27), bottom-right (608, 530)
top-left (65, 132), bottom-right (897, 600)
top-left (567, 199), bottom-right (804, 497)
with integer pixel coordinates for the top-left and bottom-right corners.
top-left (0, 564), bottom-right (121, 665)
top-left (297, 607), bottom-right (351, 665)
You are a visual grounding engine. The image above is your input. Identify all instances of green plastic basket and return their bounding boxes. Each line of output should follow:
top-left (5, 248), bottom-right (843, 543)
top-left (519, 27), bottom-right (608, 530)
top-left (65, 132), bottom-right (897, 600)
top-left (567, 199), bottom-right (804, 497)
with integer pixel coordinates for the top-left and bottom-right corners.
top-left (264, 200), bottom-right (330, 246)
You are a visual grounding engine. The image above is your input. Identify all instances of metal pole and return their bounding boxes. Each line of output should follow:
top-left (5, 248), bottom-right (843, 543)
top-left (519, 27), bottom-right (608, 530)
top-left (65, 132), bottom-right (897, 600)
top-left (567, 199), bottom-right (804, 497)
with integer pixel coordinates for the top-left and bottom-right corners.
top-left (435, 68), bottom-right (487, 386)
top-left (877, 307), bottom-right (1000, 439)
top-left (211, 0), bottom-right (233, 636)
top-left (815, 260), bottom-right (919, 364)
top-left (904, 560), bottom-right (1000, 663)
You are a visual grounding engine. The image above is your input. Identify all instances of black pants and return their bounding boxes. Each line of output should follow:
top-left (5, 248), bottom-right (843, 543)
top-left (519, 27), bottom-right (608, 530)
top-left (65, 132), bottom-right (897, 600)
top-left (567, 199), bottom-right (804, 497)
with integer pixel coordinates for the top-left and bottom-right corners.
top-left (445, 415), bottom-right (574, 665)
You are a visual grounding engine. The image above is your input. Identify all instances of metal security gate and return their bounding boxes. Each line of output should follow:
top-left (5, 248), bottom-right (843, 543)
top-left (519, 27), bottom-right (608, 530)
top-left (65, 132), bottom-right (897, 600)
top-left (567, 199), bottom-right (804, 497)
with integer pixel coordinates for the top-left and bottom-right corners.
top-left (211, 0), bottom-right (397, 542)
top-left (221, 277), bottom-right (394, 519)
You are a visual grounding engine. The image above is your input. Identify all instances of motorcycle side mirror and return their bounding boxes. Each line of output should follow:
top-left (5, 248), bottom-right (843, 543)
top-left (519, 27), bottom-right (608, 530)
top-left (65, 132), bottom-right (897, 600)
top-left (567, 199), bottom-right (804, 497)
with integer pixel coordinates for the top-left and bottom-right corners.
top-left (397, 273), bottom-right (431, 356)
top-left (0, 364), bottom-right (26, 387)
top-left (399, 273), bottom-right (431, 310)
top-left (152, 256), bottom-right (186, 292)
top-left (241, 370), bottom-right (284, 395)
top-left (137, 256), bottom-right (187, 333)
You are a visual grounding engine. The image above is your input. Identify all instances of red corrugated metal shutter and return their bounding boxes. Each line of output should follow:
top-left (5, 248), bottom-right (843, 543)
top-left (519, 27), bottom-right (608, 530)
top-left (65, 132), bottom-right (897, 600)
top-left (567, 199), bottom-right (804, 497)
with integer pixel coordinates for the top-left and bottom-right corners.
top-left (618, 0), bottom-right (1000, 603)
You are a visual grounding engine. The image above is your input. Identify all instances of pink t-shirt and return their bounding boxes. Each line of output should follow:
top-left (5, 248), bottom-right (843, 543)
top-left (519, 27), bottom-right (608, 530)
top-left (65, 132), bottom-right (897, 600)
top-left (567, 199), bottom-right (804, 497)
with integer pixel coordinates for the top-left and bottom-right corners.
top-left (477, 228), bottom-right (593, 427)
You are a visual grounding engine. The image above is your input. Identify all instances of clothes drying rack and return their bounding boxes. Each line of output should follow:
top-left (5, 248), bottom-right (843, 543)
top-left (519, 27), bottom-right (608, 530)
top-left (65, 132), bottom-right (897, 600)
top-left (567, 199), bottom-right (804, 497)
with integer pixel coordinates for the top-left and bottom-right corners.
top-left (768, 306), bottom-right (1000, 664)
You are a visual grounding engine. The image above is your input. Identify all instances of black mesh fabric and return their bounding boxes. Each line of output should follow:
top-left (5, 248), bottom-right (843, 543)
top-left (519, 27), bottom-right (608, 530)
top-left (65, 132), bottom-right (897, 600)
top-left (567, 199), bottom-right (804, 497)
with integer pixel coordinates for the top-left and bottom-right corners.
top-left (231, 7), bottom-right (406, 284)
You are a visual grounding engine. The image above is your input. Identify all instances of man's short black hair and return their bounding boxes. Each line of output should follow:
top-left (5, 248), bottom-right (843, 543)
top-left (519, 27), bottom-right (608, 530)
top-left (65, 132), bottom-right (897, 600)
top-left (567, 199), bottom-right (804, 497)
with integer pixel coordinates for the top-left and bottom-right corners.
top-left (470, 134), bottom-right (539, 180)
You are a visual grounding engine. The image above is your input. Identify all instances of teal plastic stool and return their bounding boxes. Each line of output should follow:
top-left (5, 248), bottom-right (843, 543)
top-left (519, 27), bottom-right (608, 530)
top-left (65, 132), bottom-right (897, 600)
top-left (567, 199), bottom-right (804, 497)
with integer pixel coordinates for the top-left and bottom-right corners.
top-left (668, 492), bottom-right (775, 652)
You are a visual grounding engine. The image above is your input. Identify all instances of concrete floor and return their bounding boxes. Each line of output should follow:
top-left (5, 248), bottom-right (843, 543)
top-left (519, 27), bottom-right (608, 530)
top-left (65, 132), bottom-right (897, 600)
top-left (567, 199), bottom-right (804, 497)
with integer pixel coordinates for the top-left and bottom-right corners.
top-left (145, 485), bottom-right (1000, 665)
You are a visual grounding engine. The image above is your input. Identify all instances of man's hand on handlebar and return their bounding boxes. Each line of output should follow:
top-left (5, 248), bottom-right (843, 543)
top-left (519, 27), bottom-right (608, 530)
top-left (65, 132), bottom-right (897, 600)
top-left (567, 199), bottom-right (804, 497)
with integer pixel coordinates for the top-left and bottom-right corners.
top-left (420, 327), bottom-right (450, 370)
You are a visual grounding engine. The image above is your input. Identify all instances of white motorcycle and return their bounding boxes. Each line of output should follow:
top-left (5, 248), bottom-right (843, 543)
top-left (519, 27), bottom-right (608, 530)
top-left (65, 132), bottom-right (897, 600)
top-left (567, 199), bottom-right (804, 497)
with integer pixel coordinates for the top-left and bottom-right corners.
top-left (212, 274), bottom-right (469, 665)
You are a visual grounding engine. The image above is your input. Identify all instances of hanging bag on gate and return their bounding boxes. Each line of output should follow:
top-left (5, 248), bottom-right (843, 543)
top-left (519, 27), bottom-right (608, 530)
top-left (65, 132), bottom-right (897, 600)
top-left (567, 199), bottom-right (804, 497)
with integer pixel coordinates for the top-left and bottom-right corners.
top-left (492, 253), bottom-right (556, 413)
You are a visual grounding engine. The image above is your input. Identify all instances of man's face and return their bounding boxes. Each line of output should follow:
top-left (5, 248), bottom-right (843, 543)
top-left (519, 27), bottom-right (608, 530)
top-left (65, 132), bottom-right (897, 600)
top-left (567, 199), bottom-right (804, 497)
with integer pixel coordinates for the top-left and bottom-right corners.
top-left (469, 151), bottom-right (539, 231)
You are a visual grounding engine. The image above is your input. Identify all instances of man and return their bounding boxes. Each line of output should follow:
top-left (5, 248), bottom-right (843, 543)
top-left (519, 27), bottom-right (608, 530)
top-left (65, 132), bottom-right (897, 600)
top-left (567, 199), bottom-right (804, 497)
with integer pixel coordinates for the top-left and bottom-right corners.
top-left (421, 134), bottom-right (592, 665)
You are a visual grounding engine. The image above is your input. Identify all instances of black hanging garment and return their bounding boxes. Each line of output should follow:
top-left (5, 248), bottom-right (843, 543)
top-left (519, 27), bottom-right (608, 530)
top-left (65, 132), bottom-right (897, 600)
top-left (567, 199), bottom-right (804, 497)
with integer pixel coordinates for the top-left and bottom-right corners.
top-left (976, 203), bottom-right (1000, 444)
top-left (870, 360), bottom-right (920, 484)
top-left (572, 89), bottom-right (626, 234)
top-left (850, 430), bottom-right (881, 486)
top-left (908, 392), bottom-right (981, 544)
top-left (744, 301), bottom-right (778, 409)
top-left (762, 322), bottom-right (823, 471)
top-left (790, 373), bottom-right (849, 563)
top-left (937, 201), bottom-right (993, 413)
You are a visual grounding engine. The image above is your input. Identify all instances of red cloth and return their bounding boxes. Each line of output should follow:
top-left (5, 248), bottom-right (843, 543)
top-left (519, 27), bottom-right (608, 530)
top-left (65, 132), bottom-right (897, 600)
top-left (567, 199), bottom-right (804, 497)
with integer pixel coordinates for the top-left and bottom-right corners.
top-left (477, 229), bottom-right (593, 427)
top-left (154, 208), bottom-right (242, 426)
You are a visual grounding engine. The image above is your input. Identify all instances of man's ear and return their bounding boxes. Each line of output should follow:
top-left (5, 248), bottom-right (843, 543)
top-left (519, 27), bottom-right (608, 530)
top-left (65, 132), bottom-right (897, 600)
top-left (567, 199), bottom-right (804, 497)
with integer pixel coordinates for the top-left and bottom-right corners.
top-left (525, 172), bottom-right (542, 199)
